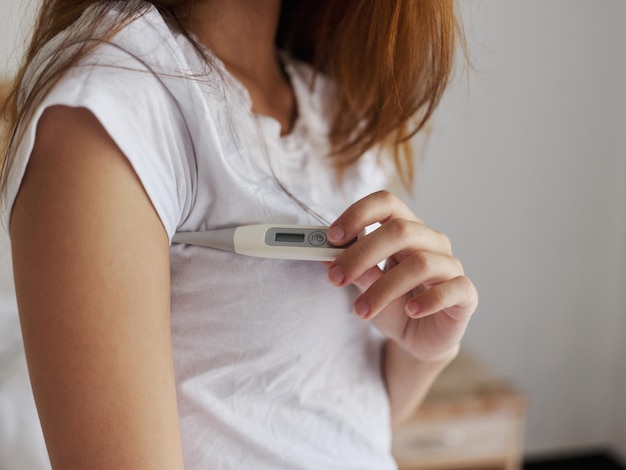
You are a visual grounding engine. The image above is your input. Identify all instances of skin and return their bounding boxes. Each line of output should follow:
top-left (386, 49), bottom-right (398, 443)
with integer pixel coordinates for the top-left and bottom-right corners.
top-left (177, 0), bottom-right (295, 135)
top-left (11, 107), bottom-right (184, 468)
top-left (326, 192), bottom-right (477, 425)
top-left (10, 0), bottom-right (477, 467)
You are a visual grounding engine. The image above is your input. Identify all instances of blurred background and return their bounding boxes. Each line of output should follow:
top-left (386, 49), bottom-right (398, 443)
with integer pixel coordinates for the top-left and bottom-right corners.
top-left (1, 0), bottom-right (625, 468)
top-left (415, 0), bottom-right (626, 466)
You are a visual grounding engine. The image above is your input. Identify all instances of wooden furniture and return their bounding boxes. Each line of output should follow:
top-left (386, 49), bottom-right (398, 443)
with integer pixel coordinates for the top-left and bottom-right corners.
top-left (392, 351), bottom-right (526, 470)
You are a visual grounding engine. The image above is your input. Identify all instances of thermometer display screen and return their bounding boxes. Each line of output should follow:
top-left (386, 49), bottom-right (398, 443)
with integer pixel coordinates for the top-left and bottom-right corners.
top-left (274, 233), bottom-right (305, 243)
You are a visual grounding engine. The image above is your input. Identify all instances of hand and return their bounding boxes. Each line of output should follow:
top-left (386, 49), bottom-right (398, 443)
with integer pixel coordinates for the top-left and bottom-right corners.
top-left (326, 190), bottom-right (478, 363)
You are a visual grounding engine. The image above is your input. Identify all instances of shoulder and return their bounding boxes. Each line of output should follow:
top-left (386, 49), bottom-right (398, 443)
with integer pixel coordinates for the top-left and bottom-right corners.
top-left (4, 5), bottom-right (202, 237)
top-left (22, 3), bottom-right (196, 112)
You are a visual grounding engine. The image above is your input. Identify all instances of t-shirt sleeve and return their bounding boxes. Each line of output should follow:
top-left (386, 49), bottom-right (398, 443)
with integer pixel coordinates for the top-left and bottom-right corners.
top-left (2, 44), bottom-right (194, 241)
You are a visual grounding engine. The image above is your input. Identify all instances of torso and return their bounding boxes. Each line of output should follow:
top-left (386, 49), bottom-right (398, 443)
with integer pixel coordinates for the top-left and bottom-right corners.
top-left (5, 5), bottom-right (397, 468)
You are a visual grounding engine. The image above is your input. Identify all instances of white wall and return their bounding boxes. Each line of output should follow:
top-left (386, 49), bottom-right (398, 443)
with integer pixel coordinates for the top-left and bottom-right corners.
top-left (0, 0), bottom-right (35, 78)
top-left (415, 0), bottom-right (626, 458)
top-left (609, 0), bottom-right (626, 460)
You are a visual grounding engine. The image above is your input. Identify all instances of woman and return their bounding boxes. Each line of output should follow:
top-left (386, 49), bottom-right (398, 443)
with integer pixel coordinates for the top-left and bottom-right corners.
top-left (1, 0), bottom-right (478, 468)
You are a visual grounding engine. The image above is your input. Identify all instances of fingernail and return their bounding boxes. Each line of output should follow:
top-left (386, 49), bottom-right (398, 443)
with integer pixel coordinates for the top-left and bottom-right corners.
top-left (354, 300), bottom-right (370, 318)
top-left (328, 264), bottom-right (344, 285)
top-left (327, 225), bottom-right (345, 242)
top-left (406, 301), bottom-right (421, 317)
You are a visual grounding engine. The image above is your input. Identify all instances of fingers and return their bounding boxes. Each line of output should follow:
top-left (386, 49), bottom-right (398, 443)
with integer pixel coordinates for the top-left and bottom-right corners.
top-left (405, 275), bottom-right (478, 321)
top-left (349, 252), bottom-right (465, 320)
top-left (327, 190), bottom-right (423, 246)
top-left (328, 219), bottom-right (453, 291)
top-left (326, 190), bottom-right (476, 323)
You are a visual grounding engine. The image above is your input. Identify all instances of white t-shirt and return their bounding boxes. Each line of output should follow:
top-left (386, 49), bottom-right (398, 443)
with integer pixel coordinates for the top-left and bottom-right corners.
top-left (2, 4), bottom-right (395, 469)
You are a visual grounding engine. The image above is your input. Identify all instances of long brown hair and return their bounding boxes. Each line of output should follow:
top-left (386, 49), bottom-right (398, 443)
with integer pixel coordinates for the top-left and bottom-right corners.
top-left (1, 0), bottom-right (463, 197)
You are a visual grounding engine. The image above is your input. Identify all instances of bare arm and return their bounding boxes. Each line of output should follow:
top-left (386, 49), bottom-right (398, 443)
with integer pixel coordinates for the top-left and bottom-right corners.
top-left (10, 106), bottom-right (184, 469)
top-left (383, 340), bottom-right (458, 428)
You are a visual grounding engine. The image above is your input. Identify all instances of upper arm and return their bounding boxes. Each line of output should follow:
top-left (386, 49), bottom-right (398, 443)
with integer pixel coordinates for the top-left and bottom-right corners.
top-left (10, 106), bottom-right (184, 469)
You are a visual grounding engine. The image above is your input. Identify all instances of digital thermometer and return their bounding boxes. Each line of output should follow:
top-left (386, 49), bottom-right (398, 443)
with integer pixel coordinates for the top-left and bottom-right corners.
top-left (172, 225), bottom-right (355, 261)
